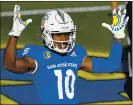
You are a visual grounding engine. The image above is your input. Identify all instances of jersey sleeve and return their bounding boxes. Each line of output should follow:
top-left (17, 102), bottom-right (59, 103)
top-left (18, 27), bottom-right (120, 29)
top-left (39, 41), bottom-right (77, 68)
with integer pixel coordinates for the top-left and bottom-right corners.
top-left (21, 44), bottom-right (38, 74)
top-left (76, 44), bottom-right (87, 67)
top-left (79, 44), bottom-right (87, 60)
top-left (21, 44), bottom-right (35, 58)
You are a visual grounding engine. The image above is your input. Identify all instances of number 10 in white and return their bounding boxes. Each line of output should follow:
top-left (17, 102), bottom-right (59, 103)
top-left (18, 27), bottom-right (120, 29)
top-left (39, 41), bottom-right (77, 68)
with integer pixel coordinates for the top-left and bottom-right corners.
top-left (54, 69), bottom-right (76, 99)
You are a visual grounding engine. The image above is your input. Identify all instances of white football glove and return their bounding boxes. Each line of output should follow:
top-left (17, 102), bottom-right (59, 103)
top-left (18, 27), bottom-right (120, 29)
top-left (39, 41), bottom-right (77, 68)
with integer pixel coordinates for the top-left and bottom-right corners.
top-left (102, 8), bottom-right (129, 39)
top-left (9, 5), bottom-right (32, 37)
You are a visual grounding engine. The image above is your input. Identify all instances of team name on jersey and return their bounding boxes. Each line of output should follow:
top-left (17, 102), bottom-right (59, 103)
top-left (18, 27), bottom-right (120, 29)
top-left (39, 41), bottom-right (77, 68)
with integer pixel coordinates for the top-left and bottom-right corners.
top-left (47, 62), bottom-right (77, 70)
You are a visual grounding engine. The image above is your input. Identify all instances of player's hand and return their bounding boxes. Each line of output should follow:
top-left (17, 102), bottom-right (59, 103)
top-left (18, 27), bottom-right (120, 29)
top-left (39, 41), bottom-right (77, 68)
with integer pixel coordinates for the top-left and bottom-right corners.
top-left (102, 8), bottom-right (129, 39)
top-left (9, 5), bottom-right (32, 37)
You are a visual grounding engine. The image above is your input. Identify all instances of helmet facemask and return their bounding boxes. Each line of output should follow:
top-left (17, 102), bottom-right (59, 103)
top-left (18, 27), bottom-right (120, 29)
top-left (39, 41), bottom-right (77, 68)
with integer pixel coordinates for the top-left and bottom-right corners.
top-left (42, 30), bottom-right (76, 54)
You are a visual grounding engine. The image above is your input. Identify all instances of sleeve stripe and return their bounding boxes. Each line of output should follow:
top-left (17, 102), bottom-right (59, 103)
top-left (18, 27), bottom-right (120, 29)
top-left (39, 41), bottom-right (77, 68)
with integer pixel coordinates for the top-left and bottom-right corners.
top-left (28, 60), bottom-right (38, 74)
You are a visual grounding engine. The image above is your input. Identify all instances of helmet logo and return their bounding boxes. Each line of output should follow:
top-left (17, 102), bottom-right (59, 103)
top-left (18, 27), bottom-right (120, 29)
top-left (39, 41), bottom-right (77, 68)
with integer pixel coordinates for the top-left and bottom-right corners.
top-left (57, 10), bottom-right (65, 23)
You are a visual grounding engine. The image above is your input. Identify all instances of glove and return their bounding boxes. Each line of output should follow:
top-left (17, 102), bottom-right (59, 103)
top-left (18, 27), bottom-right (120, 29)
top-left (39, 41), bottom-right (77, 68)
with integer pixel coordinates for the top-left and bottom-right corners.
top-left (9, 5), bottom-right (32, 37)
top-left (102, 7), bottom-right (129, 39)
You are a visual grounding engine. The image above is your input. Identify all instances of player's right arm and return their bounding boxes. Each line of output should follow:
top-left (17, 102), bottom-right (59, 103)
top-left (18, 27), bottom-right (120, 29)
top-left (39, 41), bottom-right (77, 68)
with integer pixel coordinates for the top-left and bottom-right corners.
top-left (3, 5), bottom-right (35, 74)
top-left (3, 36), bottom-right (36, 73)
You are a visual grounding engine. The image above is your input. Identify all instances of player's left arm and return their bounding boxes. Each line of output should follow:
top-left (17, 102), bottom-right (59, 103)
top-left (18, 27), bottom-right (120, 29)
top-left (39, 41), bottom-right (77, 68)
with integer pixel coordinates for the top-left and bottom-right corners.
top-left (80, 39), bottom-right (123, 73)
top-left (80, 8), bottom-right (129, 73)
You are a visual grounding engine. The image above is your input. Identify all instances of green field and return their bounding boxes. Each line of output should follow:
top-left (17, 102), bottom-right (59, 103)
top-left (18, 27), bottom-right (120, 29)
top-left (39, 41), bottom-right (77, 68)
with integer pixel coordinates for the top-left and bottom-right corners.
top-left (1, 2), bottom-right (115, 11)
top-left (1, 1), bottom-right (128, 55)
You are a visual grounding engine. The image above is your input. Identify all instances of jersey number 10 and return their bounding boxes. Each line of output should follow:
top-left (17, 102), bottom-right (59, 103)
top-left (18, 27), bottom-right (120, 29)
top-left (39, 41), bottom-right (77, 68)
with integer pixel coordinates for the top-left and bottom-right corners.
top-left (54, 69), bottom-right (76, 99)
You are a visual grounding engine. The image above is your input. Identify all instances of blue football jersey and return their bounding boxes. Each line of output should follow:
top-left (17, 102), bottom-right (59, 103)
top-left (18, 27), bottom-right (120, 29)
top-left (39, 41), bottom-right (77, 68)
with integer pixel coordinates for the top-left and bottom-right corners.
top-left (21, 44), bottom-right (87, 104)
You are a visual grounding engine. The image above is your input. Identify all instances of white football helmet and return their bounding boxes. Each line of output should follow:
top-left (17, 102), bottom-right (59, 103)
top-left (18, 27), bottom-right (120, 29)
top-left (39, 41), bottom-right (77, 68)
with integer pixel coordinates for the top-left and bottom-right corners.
top-left (40, 9), bottom-right (76, 54)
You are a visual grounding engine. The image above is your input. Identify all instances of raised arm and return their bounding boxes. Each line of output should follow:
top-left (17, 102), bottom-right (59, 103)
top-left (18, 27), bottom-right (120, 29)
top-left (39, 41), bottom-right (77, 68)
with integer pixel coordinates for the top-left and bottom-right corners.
top-left (3, 5), bottom-right (35, 74)
top-left (80, 8), bottom-right (129, 73)
top-left (81, 39), bottom-right (123, 73)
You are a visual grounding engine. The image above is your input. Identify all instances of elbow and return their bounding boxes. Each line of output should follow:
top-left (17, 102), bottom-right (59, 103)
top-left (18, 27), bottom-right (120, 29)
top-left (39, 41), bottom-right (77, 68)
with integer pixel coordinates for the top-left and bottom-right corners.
top-left (2, 59), bottom-right (12, 70)
top-left (3, 63), bottom-right (25, 74)
top-left (3, 61), bottom-right (15, 72)
top-left (3, 63), bottom-right (14, 71)
top-left (108, 62), bottom-right (121, 72)
top-left (2, 56), bottom-right (16, 71)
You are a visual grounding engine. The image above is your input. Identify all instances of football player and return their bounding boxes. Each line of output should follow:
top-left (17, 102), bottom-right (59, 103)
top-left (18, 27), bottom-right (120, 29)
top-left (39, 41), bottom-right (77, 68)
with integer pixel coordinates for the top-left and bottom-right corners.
top-left (3, 5), bottom-right (129, 104)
